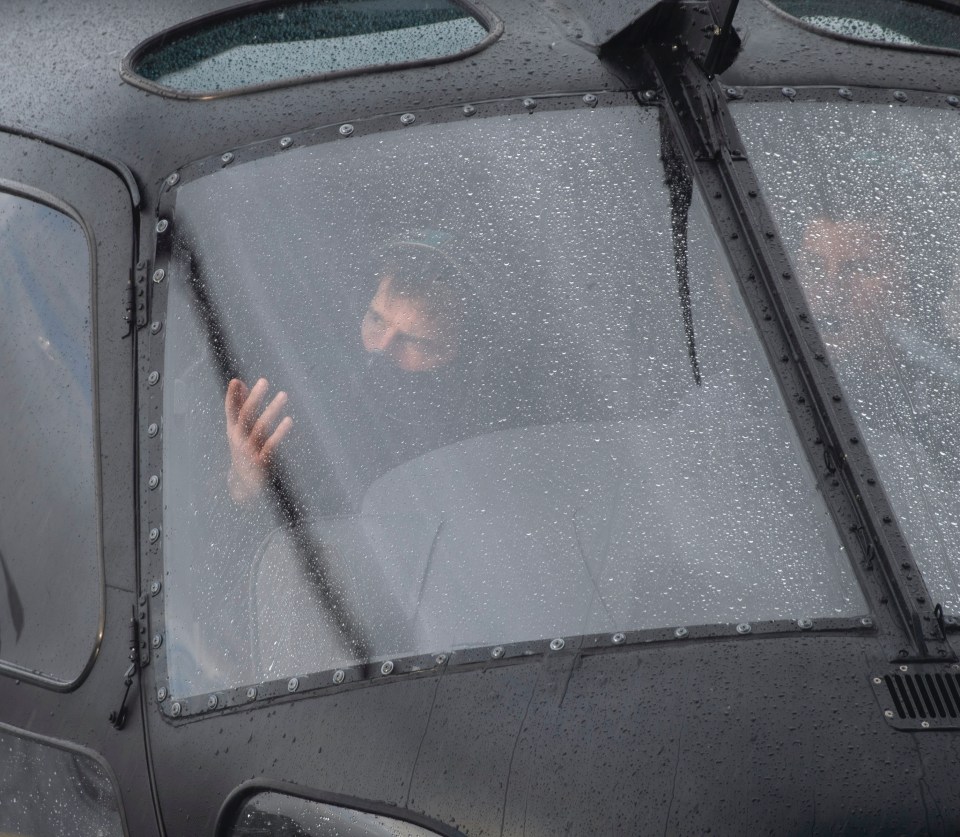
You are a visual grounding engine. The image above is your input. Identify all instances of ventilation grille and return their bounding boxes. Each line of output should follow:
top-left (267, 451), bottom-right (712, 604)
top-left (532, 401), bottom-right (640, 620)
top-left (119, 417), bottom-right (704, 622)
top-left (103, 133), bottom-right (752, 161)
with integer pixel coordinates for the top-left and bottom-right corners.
top-left (884, 672), bottom-right (960, 724)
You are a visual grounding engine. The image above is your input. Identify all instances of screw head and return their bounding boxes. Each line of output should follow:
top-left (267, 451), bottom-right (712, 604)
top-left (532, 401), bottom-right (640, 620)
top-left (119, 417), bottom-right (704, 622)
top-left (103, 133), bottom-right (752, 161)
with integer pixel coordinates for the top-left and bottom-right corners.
top-left (582, 93), bottom-right (598, 106)
top-left (549, 638), bottom-right (565, 651)
top-left (157, 687), bottom-right (167, 702)
top-left (435, 654), bottom-right (447, 665)
top-left (797, 618), bottom-right (813, 630)
top-left (148, 475), bottom-right (160, 490)
top-left (155, 219), bottom-right (169, 234)
top-left (287, 677), bottom-right (299, 692)
top-left (279, 136), bottom-right (293, 148)
top-left (948, 96), bottom-right (960, 107)
top-left (523, 97), bottom-right (537, 110)
top-left (246, 687), bottom-right (257, 701)
top-left (724, 87), bottom-right (743, 99)
top-left (147, 422), bottom-right (159, 437)
top-left (149, 528), bottom-right (160, 543)
top-left (151, 633), bottom-right (163, 648)
top-left (491, 646), bottom-right (504, 659)
top-left (339, 123), bottom-right (354, 137)
top-left (221, 151), bottom-right (235, 164)
top-left (207, 694), bottom-right (219, 709)
top-left (873, 677), bottom-right (883, 685)
top-left (900, 665), bottom-right (909, 672)
top-left (462, 104), bottom-right (476, 116)
top-left (149, 580), bottom-right (161, 595)
top-left (333, 669), bottom-right (345, 684)
top-left (400, 112), bottom-right (416, 125)
top-left (921, 720), bottom-right (931, 728)
top-left (781, 87), bottom-right (797, 99)
top-left (884, 709), bottom-right (894, 718)
top-left (152, 268), bottom-right (165, 284)
top-left (838, 87), bottom-right (853, 100)
top-left (170, 701), bottom-right (182, 717)
top-left (674, 627), bottom-right (689, 639)
top-left (150, 320), bottom-right (162, 334)
top-left (736, 623), bottom-right (752, 635)
top-left (861, 617), bottom-right (874, 628)
top-left (147, 371), bottom-right (160, 386)
top-left (165, 172), bottom-right (180, 188)
top-left (380, 660), bottom-right (394, 675)
top-left (642, 89), bottom-right (657, 101)
top-left (893, 90), bottom-right (908, 102)
top-left (612, 632), bottom-right (626, 644)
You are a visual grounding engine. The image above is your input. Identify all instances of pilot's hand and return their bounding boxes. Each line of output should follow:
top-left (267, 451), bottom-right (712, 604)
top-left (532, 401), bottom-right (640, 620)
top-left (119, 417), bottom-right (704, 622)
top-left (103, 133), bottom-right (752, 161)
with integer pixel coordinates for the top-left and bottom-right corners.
top-left (224, 377), bottom-right (293, 504)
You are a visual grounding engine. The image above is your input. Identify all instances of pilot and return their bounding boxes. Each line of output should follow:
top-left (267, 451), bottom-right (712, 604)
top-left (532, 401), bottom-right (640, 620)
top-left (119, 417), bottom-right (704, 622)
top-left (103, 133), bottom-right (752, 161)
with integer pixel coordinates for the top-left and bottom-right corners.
top-left (223, 233), bottom-right (487, 505)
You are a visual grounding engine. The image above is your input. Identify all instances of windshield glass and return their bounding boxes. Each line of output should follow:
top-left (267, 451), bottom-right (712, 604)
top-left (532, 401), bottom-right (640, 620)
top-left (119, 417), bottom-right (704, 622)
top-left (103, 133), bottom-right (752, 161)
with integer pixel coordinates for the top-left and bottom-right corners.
top-left (159, 100), bottom-right (865, 698)
top-left (733, 100), bottom-right (960, 613)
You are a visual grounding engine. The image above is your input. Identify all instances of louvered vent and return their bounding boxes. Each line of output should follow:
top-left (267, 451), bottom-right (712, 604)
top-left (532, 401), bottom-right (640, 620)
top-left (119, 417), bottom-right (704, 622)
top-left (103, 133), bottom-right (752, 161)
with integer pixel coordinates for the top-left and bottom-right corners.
top-left (885, 672), bottom-right (960, 721)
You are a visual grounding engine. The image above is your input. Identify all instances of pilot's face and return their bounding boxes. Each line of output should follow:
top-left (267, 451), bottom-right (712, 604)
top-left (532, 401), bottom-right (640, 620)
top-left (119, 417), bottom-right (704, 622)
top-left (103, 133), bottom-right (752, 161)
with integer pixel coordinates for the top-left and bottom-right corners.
top-left (360, 276), bottom-right (458, 372)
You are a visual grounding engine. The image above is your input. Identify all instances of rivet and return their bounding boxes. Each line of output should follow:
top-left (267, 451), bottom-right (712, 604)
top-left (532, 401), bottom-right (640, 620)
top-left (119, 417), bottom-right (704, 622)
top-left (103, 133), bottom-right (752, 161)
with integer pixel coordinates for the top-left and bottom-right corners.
top-left (165, 172), bottom-right (180, 188)
top-left (150, 320), bottom-right (163, 334)
top-left (781, 87), bottom-right (797, 100)
top-left (435, 654), bottom-right (447, 665)
top-left (287, 677), bottom-right (299, 692)
top-left (582, 93), bottom-right (598, 107)
top-left (279, 136), bottom-right (293, 149)
top-left (948, 96), bottom-right (960, 107)
top-left (151, 633), bottom-right (163, 648)
top-left (884, 709), bottom-right (894, 718)
top-left (724, 87), bottom-right (743, 99)
top-left (921, 720), bottom-right (930, 728)
top-left (148, 475), bottom-right (160, 490)
top-left (170, 702), bottom-right (181, 717)
top-left (797, 618), bottom-right (813, 630)
top-left (221, 152), bottom-right (235, 165)
top-left (152, 269), bottom-right (165, 284)
top-left (155, 219), bottom-right (169, 234)
top-left (147, 423), bottom-right (159, 437)
top-left (333, 669), bottom-right (345, 684)
top-left (893, 90), bottom-right (908, 102)
top-left (736, 623), bottom-right (752, 634)
top-left (339, 124), bottom-right (354, 137)
top-left (150, 580), bottom-right (161, 596)
top-left (380, 660), bottom-right (394, 675)
top-left (491, 646), bottom-right (504, 658)
top-left (147, 371), bottom-right (160, 386)
top-left (157, 687), bottom-right (167, 701)
top-left (207, 694), bottom-right (219, 709)
top-left (612, 632), bottom-right (626, 644)
top-left (549, 638), bottom-right (565, 651)
top-left (400, 112), bottom-right (416, 125)
top-left (523, 97), bottom-right (537, 110)
top-left (900, 665), bottom-right (909, 672)
top-left (462, 104), bottom-right (476, 116)
top-left (872, 677), bottom-right (882, 685)
top-left (149, 527), bottom-right (160, 543)
top-left (246, 687), bottom-right (257, 701)
top-left (861, 617), bottom-right (874, 627)
top-left (838, 88), bottom-right (853, 100)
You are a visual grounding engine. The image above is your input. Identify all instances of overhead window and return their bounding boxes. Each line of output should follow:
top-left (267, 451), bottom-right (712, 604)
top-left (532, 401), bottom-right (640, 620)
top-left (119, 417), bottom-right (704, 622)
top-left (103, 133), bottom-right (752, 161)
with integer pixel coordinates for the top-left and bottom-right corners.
top-left (0, 189), bottom-right (100, 685)
top-left (769, 0), bottom-right (960, 52)
top-left (122, 0), bottom-right (499, 98)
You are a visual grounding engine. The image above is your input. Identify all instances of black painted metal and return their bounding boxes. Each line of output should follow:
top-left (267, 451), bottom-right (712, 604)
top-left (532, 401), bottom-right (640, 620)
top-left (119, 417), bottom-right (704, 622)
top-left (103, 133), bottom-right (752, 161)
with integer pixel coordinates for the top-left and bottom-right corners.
top-left (3, 0), bottom-right (960, 834)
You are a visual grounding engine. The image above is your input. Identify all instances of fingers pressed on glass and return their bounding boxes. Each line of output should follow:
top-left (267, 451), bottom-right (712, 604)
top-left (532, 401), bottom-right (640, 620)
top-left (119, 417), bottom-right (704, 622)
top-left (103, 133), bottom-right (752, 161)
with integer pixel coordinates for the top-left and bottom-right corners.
top-left (225, 377), bottom-right (249, 425)
top-left (237, 378), bottom-right (269, 432)
top-left (251, 391), bottom-right (289, 446)
top-left (261, 416), bottom-right (293, 459)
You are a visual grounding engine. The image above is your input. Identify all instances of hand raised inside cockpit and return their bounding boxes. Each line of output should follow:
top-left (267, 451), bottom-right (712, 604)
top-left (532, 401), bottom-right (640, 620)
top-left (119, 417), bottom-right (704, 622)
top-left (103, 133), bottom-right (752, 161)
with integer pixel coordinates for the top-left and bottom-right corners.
top-left (224, 377), bottom-right (293, 503)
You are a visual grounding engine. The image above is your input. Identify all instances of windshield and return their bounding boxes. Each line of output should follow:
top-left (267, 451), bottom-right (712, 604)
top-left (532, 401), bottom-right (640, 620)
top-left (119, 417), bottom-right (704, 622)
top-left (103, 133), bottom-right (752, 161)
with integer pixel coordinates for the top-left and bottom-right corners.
top-left (732, 99), bottom-right (960, 613)
top-left (157, 99), bottom-right (865, 699)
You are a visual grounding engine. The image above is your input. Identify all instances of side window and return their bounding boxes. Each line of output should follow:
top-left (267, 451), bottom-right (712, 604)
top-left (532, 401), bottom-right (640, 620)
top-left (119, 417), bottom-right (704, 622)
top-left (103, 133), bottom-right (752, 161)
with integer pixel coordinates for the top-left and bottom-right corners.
top-left (0, 189), bottom-right (100, 684)
top-left (0, 726), bottom-right (124, 836)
